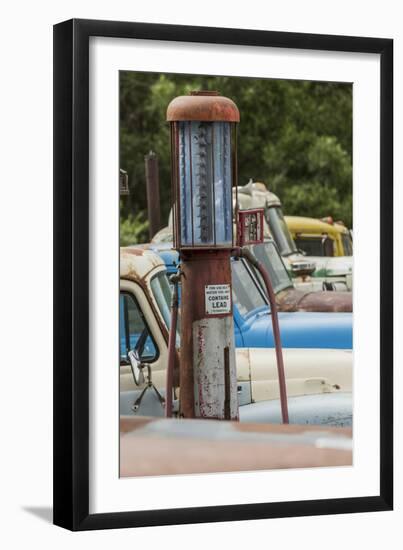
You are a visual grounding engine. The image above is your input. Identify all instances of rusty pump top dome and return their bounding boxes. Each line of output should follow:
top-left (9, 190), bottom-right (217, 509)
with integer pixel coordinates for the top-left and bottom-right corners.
top-left (166, 91), bottom-right (240, 122)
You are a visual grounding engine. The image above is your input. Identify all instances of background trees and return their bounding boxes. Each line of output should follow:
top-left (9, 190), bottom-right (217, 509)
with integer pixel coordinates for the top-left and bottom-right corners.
top-left (120, 72), bottom-right (352, 245)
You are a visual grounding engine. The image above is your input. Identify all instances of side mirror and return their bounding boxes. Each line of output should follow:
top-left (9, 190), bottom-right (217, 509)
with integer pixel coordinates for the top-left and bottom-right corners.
top-left (128, 349), bottom-right (145, 386)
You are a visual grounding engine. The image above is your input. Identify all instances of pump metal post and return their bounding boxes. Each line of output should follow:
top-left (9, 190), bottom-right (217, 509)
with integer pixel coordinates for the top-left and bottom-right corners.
top-left (144, 150), bottom-right (161, 239)
top-left (167, 91), bottom-right (240, 420)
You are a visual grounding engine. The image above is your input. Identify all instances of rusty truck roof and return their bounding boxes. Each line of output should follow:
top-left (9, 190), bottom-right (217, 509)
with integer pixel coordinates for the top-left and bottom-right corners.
top-left (120, 246), bottom-right (166, 282)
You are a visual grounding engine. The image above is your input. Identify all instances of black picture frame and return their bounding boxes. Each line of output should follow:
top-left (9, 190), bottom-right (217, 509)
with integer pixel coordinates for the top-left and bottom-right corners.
top-left (53, 18), bottom-right (393, 531)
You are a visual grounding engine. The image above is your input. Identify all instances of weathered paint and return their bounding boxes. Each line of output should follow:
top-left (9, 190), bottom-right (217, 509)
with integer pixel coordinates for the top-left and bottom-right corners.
top-left (240, 392), bottom-right (352, 427)
top-left (299, 255), bottom-right (353, 279)
top-left (248, 347), bottom-right (352, 403)
top-left (120, 246), bottom-right (165, 281)
top-left (167, 92), bottom-right (240, 122)
top-left (180, 249), bottom-right (238, 419)
top-left (193, 317), bottom-right (238, 419)
top-left (120, 246), bottom-right (171, 344)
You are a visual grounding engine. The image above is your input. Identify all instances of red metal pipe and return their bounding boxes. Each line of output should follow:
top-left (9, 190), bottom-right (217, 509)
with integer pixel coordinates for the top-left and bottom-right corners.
top-left (165, 275), bottom-right (180, 418)
top-left (232, 247), bottom-right (289, 424)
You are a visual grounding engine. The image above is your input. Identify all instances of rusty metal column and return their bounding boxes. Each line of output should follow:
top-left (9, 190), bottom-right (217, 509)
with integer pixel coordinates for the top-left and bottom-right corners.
top-left (180, 250), bottom-right (238, 419)
top-left (144, 150), bottom-right (161, 239)
top-left (167, 91), bottom-right (240, 420)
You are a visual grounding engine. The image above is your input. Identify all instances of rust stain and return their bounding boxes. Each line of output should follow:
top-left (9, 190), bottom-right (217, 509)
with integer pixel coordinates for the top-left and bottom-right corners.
top-left (167, 93), bottom-right (240, 123)
top-left (277, 288), bottom-right (352, 313)
top-left (123, 271), bottom-right (143, 284)
top-left (197, 323), bottom-right (205, 356)
top-left (120, 416), bottom-right (153, 433)
top-left (123, 248), bottom-right (146, 256)
top-left (196, 324), bottom-right (205, 414)
top-left (121, 248), bottom-right (165, 281)
top-left (120, 248), bottom-right (171, 345)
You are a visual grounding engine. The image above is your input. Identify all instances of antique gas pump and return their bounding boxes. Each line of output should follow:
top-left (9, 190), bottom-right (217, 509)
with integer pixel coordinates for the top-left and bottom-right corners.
top-left (167, 91), bottom-right (239, 420)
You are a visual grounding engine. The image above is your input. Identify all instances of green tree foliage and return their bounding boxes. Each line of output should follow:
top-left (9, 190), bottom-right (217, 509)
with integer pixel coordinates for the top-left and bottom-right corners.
top-left (120, 72), bottom-right (352, 244)
top-left (119, 211), bottom-right (149, 247)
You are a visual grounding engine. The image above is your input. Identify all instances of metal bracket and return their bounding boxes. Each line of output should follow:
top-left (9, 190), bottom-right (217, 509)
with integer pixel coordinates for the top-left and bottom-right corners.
top-left (131, 365), bottom-right (166, 413)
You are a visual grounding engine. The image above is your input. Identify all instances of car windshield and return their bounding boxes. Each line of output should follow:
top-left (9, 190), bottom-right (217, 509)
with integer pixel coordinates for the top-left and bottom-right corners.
top-left (247, 241), bottom-right (293, 294)
top-left (231, 259), bottom-right (268, 317)
top-left (150, 270), bottom-right (181, 341)
top-left (267, 206), bottom-right (297, 256)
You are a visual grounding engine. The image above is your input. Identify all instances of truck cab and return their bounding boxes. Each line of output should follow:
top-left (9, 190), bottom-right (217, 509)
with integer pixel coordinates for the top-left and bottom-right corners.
top-left (235, 180), bottom-right (353, 290)
top-left (120, 247), bottom-right (174, 392)
top-left (242, 239), bottom-right (352, 312)
top-left (286, 215), bottom-right (353, 257)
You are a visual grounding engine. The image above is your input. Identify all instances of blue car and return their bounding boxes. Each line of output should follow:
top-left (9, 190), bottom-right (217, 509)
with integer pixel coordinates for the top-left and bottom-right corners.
top-left (151, 244), bottom-right (352, 350)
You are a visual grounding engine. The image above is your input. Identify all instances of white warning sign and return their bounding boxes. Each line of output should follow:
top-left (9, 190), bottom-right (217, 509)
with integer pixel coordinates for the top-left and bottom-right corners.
top-left (205, 284), bottom-right (232, 315)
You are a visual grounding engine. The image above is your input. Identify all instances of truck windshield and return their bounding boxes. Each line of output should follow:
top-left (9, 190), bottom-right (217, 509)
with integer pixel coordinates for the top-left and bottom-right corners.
top-left (231, 259), bottom-right (267, 317)
top-left (267, 206), bottom-right (297, 256)
top-left (294, 236), bottom-right (336, 257)
top-left (247, 241), bottom-right (293, 294)
top-left (294, 236), bottom-right (326, 257)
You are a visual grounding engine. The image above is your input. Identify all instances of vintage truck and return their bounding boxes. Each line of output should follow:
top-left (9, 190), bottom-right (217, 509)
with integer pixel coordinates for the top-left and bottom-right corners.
top-left (234, 180), bottom-right (353, 290)
top-left (119, 246), bottom-right (352, 426)
top-left (286, 215), bottom-right (353, 257)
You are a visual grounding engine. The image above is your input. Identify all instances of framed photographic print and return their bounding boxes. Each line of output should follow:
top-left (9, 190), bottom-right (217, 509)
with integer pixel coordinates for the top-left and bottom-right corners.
top-left (53, 19), bottom-right (393, 530)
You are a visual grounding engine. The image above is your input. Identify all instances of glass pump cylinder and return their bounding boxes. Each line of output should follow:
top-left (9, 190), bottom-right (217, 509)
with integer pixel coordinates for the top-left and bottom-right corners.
top-left (178, 121), bottom-right (232, 246)
top-left (167, 92), bottom-right (239, 250)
